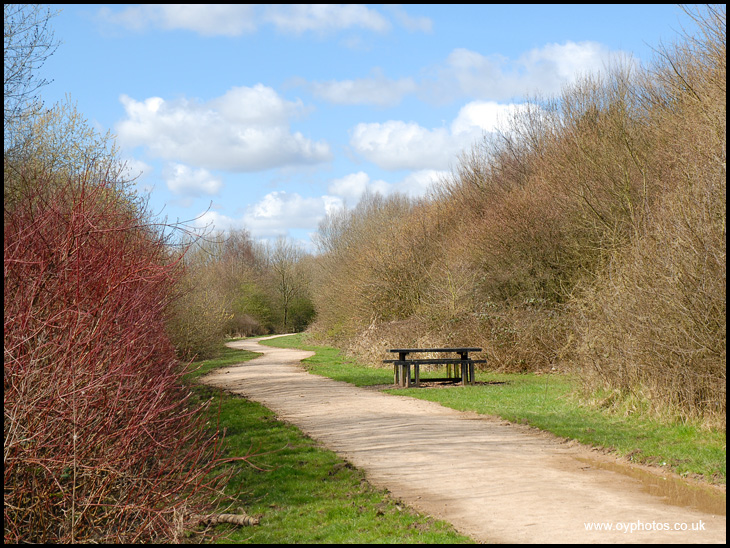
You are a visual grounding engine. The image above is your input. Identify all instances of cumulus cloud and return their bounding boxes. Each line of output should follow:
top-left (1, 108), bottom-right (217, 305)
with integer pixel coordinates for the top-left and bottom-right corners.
top-left (195, 191), bottom-right (343, 239)
top-left (328, 170), bottom-right (448, 204)
top-left (349, 121), bottom-right (457, 170)
top-left (97, 4), bottom-right (431, 36)
top-left (116, 85), bottom-right (331, 172)
top-left (297, 40), bottom-right (624, 110)
top-left (349, 100), bottom-right (529, 170)
top-left (424, 42), bottom-right (619, 102)
top-left (327, 172), bottom-right (391, 205)
top-left (450, 101), bottom-right (529, 135)
top-left (194, 170), bottom-right (447, 240)
top-left (163, 163), bottom-right (222, 196)
top-left (244, 191), bottom-right (342, 237)
top-left (119, 157), bottom-right (154, 194)
top-left (397, 169), bottom-right (450, 196)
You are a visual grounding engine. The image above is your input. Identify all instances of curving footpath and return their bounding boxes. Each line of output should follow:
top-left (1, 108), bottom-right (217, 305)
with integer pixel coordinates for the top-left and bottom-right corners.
top-left (200, 335), bottom-right (726, 544)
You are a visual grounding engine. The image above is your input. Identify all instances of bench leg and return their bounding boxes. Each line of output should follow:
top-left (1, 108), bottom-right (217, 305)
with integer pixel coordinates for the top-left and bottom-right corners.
top-left (404, 363), bottom-right (411, 388)
top-left (396, 363), bottom-right (407, 387)
top-left (414, 364), bottom-right (420, 387)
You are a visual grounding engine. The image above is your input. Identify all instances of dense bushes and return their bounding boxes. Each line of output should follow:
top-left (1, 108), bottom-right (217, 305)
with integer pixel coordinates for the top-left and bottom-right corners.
top-left (309, 6), bottom-right (725, 426)
top-left (4, 168), bottom-right (226, 542)
top-left (573, 5), bottom-right (726, 422)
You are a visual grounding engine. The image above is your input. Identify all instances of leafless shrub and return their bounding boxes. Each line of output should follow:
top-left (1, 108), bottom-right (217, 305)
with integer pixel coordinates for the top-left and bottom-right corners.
top-left (572, 5), bottom-right (726, 426)
top-left (4, 168), bottom-right (230, 542)
top-left (309, 6), bottom-right (725, 425)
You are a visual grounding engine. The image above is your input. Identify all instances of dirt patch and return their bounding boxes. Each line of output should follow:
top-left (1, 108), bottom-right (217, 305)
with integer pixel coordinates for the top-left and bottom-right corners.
top-left (201, 335), bottom-right (726, 544)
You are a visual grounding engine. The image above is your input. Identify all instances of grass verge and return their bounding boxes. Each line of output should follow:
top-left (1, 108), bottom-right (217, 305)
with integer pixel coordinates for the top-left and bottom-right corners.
top-left (184, 342), bottom-right (474, 544)
top-left (260, 334), bottom-right (726, 486)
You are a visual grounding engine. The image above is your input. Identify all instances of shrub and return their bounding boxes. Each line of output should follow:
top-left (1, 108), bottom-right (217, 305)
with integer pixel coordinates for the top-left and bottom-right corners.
top-left (166, 268), bottom-right (233, 361)
top-left (572, 5), bottom-right (726, 425)
top-left (4, 166), bottom-right (226, 542)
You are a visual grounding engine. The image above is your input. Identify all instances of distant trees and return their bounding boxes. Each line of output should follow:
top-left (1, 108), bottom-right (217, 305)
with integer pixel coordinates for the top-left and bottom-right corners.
top-left (167, 229), bottom-right (315, 360)
top-left (267, 237), bottom-right (314, 332)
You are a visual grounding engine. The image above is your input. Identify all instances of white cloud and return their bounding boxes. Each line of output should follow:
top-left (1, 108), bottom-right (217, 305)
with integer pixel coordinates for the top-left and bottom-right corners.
top-left (116, 85), bottom-right (331, 172)
top-left (524, 41), bottom-right (613, 81)
top-left (97, 4), bottom-right (432, 36)
top-left (398, 169), bottom-right (449, 196)
top-left (424, 42), bottom-right (619, 102)
top-left (261, 4), bottom-right (390, 34)
top-left (349, 100), bottom-right (537, 171)
top-left (328, 172), bottom-right (391, 205)
top-left (164, 163), bottom-right (222, 196)
top-left (119, 157), bottom-right (154, 194)
top-left (97, 5), bottom-right (257, 36)
top-left (194, 171), bottom-right (447, 242)
top-left (450, 101), bottom-right (528, 135)
top-left (298, 40), bottom-right (623, 110)
top-left (349, 120), bottom-right (459, 170)
top-left (306, 68), bottom-right (417, 107)
top-left (327, 170), bottom-right (448, 204)
top-left (350, 101), bottom-right (527, 170)
top-left (386, 5), bottom-right (433, 33)
top-left (194, 191), bottom-right (343, 239)
top-left (120, 157), bottom-right (153, 180)
top-left (244, 191), bottom-right (340, 237)
top-left (191, 210), bottom-right (239, 233)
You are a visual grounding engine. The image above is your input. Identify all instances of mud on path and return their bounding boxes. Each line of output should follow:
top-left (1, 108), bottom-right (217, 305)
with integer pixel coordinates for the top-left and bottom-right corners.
top-left (200, 335), bottom-right (726, 544)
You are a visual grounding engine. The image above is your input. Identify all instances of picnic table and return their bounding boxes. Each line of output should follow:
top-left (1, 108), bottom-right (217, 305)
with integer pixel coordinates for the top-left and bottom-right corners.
top-left (383, 347), bottom-right (486, 387)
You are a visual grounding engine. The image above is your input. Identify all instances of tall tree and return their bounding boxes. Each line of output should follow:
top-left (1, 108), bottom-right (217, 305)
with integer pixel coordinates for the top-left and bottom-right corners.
top-left (268, 237), bottom-right (306, 332)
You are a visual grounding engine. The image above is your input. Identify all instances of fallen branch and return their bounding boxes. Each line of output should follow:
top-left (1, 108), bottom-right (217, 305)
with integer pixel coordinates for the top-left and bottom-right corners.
top-left (189, 512), bottom-right (260, 527)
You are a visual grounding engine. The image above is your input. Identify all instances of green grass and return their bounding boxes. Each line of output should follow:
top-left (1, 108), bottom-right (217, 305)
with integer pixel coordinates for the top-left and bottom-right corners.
top-left (260, 334), bottom-right (726, 485)
top-left (185, 343), bottom-right (474, 544)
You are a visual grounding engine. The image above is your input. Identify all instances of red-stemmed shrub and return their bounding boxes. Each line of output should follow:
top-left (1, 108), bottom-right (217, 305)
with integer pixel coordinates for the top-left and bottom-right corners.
top-left (4, 166), bottom-right (226, 542)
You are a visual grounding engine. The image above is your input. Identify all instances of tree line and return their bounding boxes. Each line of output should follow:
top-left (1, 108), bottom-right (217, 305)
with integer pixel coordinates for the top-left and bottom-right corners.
top-left (168, 230), bottom-right (315, 361)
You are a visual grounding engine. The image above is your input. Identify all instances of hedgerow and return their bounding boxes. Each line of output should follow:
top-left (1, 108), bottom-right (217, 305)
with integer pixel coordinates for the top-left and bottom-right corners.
top-left (4, 166), bottom-right (228, 543)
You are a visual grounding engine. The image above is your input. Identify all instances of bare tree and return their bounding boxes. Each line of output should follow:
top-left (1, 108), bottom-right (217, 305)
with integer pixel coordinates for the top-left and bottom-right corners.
top-left (4, 4), bottom-right (60, 151)
top-left (268, 237), bottom-right (306, 332)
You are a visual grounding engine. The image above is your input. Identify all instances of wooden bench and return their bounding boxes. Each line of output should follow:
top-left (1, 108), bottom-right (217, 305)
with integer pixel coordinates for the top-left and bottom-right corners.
top-left (383, 348), bottom-right (486, 387)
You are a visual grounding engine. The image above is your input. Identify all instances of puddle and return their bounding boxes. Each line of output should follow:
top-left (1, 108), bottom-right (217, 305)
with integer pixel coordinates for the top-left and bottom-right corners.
top-left (576, 457), bottom-right (726, 516)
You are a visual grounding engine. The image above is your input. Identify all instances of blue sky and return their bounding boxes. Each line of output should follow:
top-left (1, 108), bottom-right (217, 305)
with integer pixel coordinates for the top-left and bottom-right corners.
top-left (41, 4), bottom-right (697, 251)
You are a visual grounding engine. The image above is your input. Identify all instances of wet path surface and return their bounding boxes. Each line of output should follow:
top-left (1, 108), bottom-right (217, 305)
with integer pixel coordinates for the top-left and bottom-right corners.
top-left (201, 336), bottom-right (726, 544)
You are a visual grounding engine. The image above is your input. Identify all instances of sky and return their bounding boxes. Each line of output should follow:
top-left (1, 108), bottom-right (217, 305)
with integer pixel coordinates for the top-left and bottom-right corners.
top-left (39, 4), bottom-right (698, 252)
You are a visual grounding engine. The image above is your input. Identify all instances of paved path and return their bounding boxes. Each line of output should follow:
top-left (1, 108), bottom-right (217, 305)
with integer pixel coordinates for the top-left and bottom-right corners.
top-left (200, 335), bottom-right (726, 544)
